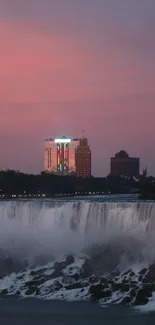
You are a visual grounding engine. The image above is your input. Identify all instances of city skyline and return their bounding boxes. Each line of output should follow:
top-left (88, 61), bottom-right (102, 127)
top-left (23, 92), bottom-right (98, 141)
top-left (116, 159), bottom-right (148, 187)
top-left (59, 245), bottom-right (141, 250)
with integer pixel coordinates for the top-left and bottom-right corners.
top-left (0, 135), bottom-right (144, 177)
top-left (0, 1), bottom-right (155, 176)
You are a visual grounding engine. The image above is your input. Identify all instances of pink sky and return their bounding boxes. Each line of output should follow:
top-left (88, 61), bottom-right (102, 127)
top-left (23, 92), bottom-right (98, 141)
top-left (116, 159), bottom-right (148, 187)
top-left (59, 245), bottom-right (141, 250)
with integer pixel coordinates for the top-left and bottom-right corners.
top-left (0, 1), bottom-right (155, 176)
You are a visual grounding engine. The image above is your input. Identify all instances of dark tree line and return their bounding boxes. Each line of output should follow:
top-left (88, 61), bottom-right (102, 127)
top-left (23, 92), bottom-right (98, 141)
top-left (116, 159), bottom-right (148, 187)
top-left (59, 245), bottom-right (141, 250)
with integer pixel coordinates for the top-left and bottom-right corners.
top-left (139, 177), bottom-right (155, 199)
top-left (0, 170), bottom-right (150, 198)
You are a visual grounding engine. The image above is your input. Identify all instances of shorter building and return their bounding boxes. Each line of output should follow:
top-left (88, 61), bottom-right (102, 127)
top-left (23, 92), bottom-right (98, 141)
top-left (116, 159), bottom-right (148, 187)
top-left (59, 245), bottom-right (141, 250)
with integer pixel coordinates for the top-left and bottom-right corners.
top-left (75, 138), bottom-right (91, 177)
top-left (110, 150), bottom-right (140, 178)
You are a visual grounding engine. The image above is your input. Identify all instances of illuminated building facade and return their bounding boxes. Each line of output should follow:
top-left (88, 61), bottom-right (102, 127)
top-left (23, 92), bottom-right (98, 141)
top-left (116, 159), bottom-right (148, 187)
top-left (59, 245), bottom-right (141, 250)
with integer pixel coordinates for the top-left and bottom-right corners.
top-left (110, 150), bottom-right (140, 178)
top-left (44, 136), bottom-right (80, 175)
top-left (75, 138), bottom-right (91, 177)
top-left (56, 140), bottom-right (69, 173)
top-left (44, 140), bottom-right (57, 173)
top-left (69, 138), bottom-right (79, 173)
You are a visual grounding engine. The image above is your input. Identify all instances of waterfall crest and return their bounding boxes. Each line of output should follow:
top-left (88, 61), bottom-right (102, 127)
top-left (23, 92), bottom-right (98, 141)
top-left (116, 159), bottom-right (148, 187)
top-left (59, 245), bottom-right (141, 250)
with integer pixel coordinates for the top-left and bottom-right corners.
top-left (0, 199), bottom-right (155, 266)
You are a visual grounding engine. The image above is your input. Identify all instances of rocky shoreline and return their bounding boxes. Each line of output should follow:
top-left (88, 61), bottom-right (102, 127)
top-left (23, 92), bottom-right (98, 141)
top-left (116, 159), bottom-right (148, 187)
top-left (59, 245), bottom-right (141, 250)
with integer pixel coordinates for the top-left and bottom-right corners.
top-left (1, 254), bottom-right (155, 307)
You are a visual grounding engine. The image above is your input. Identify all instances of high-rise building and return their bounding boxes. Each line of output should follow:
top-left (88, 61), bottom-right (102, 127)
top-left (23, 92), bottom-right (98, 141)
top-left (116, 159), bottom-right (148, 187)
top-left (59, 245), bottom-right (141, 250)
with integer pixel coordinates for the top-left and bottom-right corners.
top-left (44, 136), bottom-right (91, 177)
top-left (69, 138), bottom-right (80, 173)
top-left (110, 150), bottom-right (140, 178)
top-left (44, 139), bottom-right (57, 173)
top-left (44, 136), bottom-right (80, 175)
top-left (75, 138), bottom-right (91, 177)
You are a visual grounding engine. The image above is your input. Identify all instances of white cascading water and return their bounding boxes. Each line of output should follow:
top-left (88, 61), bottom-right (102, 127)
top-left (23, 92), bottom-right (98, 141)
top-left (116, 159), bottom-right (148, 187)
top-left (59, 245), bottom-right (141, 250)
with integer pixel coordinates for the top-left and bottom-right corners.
top-left (0, 199), bottom-right (155, 268)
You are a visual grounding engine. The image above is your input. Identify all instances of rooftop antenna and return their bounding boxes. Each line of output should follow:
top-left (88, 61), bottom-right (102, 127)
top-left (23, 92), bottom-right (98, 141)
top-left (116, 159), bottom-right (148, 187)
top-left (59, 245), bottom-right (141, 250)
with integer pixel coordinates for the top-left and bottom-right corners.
top-left (82, 129), bottom-right (85, 138)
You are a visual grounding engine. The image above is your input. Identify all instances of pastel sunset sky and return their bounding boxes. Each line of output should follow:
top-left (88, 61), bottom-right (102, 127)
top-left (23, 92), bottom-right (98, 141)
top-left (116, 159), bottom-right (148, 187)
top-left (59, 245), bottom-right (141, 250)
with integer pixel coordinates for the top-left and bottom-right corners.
top-left (0, 0), bottom-right (155, 176)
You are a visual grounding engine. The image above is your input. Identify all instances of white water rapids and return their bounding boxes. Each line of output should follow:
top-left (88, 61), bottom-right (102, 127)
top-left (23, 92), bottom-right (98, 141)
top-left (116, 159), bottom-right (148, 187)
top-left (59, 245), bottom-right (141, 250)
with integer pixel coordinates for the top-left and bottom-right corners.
top-left (0, 199), bottom-right (155, 271)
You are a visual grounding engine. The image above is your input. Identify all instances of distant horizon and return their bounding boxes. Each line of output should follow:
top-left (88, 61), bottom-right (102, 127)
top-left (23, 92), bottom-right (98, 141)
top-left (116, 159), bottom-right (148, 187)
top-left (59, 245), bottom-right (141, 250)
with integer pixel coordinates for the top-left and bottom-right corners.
top-left (0, 0), bottom-right (155, 176)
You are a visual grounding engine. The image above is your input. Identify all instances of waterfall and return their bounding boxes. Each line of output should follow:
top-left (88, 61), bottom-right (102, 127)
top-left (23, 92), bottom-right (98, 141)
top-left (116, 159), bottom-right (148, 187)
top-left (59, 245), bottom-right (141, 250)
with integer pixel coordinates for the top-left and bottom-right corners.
top-left (1, 199), bottom-right (155, 304)
top-left (0, 199), bottom-right (155, 265)
top-left (0, 199), bottom-right (155, 231)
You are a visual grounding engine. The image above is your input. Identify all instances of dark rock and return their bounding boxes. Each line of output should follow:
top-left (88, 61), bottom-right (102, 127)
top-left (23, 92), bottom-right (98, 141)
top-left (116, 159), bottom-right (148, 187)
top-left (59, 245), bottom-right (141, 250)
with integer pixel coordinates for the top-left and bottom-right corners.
top-left (52, 262), bottom-right (65, 278)
top-left (143, 275), bottom-right (155, 284)
top-left (122, 270), bottom-right (131, 277)
top-left (54, 261), bottom-right (66, 270)
top-left (89, 284), bottom-right (111, 300)
top-left (131, 281), bottom-right (138, 287)
top-left (81, 288), bottom-right (84, 292)
top-left (139, 275), bottom-right (143, 282)
top-left (143, 276), bottom-right (154, 284)
top-left (100, 282), bottom-right (109, 289)
top-left (129, 272), bottom-right (135, 277)
top-left (62, 276), bottom-right (75, 286)
top-left (53, 280), bottom-right (63, 291)
top-left (110, 281), bottom-right (130, 292)
top-left (100, 277), bottom-right (108, 284)
top-left (25, 277), bottom-right (46, 286)
top-left (139, 268), bottom-right (147, 275)
top-left (122, 296), bottom-right (131, 305)
top-left (89, 276), bottom-right (99, 284)
top-left (134, 288), bottom-right (152, 305)
top-left (72, 273), bottom-right (80, 281)
top-left (122, 279), bottom-right (130, 284)
top-left (0, 289), bottom-right (8, 295)
top-left (33, 275), bottom-right (47, 282)
top-left (65, 255), bottom-right (75, 266)
top-left (35, 287), bottom-right (40, 295)
top-left (120, 284), bottom-right (130, 292)
top-left (111, 282), bottom-right (121, 291)
top-left (111, 269), bottom-right (120, 277)
top-left (16, 275), bottom-right (24, 280)
top-left (143, 283), bottom-right (155, 291)
top-left (25, 281), bottom-right (36, 286)
top-left (30, 268), bottom-right (47, 277)
top-left (80, 259), bottom-right (93, 278)
top-left (65, 282), bottom-right (87, 290)
top-left (143, 264), bottom-right (155, 283)
top-left (25, 286), bottom-right (40, 296)
top-left (130, 289), bottom-right (136, 298)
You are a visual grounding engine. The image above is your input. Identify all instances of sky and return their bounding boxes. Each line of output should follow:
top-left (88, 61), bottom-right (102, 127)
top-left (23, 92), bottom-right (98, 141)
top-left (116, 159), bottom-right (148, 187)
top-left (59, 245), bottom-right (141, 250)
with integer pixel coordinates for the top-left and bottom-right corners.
top-left (0, 0), bottom-right (155, 176)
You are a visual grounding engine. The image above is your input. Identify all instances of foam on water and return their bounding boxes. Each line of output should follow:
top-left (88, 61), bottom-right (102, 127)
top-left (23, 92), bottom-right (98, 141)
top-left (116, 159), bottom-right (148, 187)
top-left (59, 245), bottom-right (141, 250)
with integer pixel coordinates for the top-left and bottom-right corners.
top-left (136, 293), bottom-right (155, 313)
